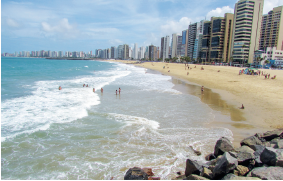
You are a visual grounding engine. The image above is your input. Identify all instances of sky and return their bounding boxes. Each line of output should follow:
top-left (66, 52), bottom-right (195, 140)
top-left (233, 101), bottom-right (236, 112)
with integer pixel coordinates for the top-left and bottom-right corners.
top-left (1, 0), bottom-right (283, 53)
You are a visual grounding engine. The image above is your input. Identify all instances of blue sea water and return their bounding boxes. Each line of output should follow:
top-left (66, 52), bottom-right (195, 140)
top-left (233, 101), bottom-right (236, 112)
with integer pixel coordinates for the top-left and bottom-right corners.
top-left (1, 57), bottom-right (233, 179)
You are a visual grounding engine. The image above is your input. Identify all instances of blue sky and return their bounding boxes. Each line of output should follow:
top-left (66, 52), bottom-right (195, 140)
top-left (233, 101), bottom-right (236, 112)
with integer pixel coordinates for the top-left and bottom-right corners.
top-left (1, 0), bottom-right (283, 53)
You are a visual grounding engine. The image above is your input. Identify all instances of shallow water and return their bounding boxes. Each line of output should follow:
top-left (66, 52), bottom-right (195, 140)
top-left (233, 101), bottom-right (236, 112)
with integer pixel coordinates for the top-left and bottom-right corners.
top-left (1, 58), bottom-right (234, 179)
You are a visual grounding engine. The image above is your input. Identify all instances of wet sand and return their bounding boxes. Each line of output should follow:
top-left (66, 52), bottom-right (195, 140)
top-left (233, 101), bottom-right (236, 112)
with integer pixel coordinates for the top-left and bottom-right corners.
top-left (104, 60), bottom-right (283, 146)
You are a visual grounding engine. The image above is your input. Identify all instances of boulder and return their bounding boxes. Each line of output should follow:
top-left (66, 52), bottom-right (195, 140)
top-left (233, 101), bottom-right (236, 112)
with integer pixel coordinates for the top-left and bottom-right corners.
top-left (250, 145), bottom-right (265, 167)
top-left (185, 159), bottom-right (204, 176)
top-left (236, 165), bottom-right (249, 176)
top-left (236, 146), bottom-right (255, 166)
top-left (275, 140), bottom-right (283, 149)
top-left (214, 137), bottom-right (235, 157)
top-left (185, 174), bottom-right (209, 180)
top-left (221, 173), bottom-right (237, 180)
top-left (205, 153), bottom-right (216, 161)
top-left (261, 129), bottom-right (283, 141)
top-left (124, 167), bottom-right (148, 180)
top-left (240, 136), bottom-right (262, 147)
top-left (248, 166), bottom-right (283, 180)
top-left (213, 152), bottom-right (238, 179)
top-left (230, 176), bottom-right (261, 180)
top-left (260, 147), bottom-right (283, 166)
top-left (201, 167), bottom-right (213, 179)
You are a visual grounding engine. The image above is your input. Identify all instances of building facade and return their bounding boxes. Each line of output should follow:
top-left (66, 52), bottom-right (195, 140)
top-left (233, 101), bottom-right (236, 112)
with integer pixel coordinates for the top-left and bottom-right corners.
top-left (231, 0), bottom-right (264, 64)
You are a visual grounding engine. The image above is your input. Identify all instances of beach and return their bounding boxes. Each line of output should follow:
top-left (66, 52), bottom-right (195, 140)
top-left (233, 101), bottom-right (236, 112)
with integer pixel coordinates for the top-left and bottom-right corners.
top-left (106, 60), bottom-right (283, 146)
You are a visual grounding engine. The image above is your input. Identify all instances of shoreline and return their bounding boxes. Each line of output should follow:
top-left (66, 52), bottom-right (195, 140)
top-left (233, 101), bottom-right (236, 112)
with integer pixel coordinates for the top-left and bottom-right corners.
top-left (103, 60), bottom-right (283, 147)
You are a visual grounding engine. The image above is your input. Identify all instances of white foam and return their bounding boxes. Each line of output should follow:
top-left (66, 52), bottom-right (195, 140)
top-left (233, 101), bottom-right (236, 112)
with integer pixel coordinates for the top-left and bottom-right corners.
top-left (84, 66), bottom-right (88, 68)
top-left (109, 113), bottom-right (160, 129)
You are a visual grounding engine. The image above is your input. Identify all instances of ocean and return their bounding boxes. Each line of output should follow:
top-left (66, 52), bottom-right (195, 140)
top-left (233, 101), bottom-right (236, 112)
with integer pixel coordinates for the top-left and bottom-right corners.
top-left (1, 57), bottom-right (233, 179)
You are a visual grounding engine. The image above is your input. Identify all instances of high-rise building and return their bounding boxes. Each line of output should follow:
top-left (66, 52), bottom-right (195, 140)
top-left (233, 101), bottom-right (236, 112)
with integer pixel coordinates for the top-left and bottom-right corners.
top-left (117, 45), bottom-right (123, 59)
top-left (231, 0), bottom-right (264, 64)
top-left (133, 43), bottom-right (138, 59)
top-left (122, 44), bottom-right (129, 60)
top-left (188, 23), bottom-right (198, 59)
top-left (129, 47), bottom-right (132, 58)
top-left (58, 51), bottom-right (63, 58)
top-left (177, 35), bottom-right (182, 57)
top-left (149, 45), bottom-right (157, 61)
top-left (161, 36), bottom-right (170, 61)
top-left (111, 46), bottom-right (116, 59)
top-left (259, 6), bottom-right (283, 51)
top-left (171, 34), bottom-right (178, 58)
top-left (139, 46), bottom-right (145, 59)
top-left (200, 21), bottom-right (211, 62)
top-left (181, 30), bottom-right (189, 57)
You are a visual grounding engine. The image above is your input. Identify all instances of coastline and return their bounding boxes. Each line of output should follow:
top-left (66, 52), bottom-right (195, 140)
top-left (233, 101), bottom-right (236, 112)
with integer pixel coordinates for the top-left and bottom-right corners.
top-left (103, 60), bottom-right (283, 146)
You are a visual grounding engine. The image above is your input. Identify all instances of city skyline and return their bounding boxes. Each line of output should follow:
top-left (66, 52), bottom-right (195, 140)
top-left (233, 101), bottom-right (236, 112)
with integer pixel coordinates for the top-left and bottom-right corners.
top-left (2, 0), bottom-right (283, 53)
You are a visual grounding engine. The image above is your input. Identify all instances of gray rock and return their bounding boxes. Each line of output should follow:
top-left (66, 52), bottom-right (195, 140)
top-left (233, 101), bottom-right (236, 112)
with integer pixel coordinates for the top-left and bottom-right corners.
top-left (249, 145), bottom-right (265, 166)
top-left (248, 166), bottom-right (283, 180)
top-left (260, 147), bottom-right (283, 166)
top-left (230, 176), bottom-right (261, 180)
top-left (240, 136), bottom-right (262, 147)
top-left (124, 167), bottom-right (148, 180)
top-left (221, 173), bottom-right (237, 180)
top-left (237, 146), bottom-right (255, 166)
top-left (214, 137), bottom-right (235, 157)
top-left (185, 159), bottom-right (204, 177)
top-left (205, 153), bottom-right (216, 161)
top-left (213, 152), bottom-right (238, 179)
top-left (275, 140), bottom-right (283, 149)
top-left (261, 129), bottom-right (283, 141)
top-left (185, 174), bottom-right (209, 180)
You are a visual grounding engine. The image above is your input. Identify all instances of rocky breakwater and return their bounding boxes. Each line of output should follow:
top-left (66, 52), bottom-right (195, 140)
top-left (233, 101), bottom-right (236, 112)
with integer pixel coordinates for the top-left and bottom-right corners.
top-left (124, 129), bottom-right (283, 180)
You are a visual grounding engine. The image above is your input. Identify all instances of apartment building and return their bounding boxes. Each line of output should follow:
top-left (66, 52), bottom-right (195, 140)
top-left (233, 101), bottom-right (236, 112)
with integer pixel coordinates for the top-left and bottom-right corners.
top-left (231, 0), bottom-right (264, 64)
top-left (161, 36), bottom-right (170, 61)
top-left (259, 6), bottom-right (283, 51)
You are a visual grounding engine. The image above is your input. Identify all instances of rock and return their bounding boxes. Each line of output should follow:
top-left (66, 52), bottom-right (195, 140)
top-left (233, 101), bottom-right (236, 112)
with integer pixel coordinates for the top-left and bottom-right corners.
top-left (185, 159), bottom-right (204, 177)
top-left (214, 137), bottom-right (235, 157)
top-left (261, 129), bottom-right (283, 141)
top-left (205, 153), bottom-right (216, 161)
top-left (260, 147), bottom-right (283, 166)
top-left (201, 167), bottom-right (213, 179)
top-left (221, 173), bottom-right (237, 180)
top-left (230, 176), bottom-right (261, 180)
top-left (275, 140), bottom-right (283, 149)
top-left (185, 174), bottom-right (209, 180)
top-left (213, 152), bottom-right (238, 179)
top-left (233, 170), bottom-right (239, 176)
top-left (236, 165), bottom-right (249, 176)
top-left (236, 146), bottom-right (255, 167)
top-left (124, 167), bottom-right (148, 180)
top-left (248, 166), bottom-right (283, 180)
top-left (190, 146), bottom-right (202, 156)
top-left (228, 152), bottom-right (238, 159)
top-left (172, 175), bottom-right (186, 180)
top-left (176, 171), bottom-right (182, 175)
top-left (148, 177), bottom-right (160, 180)
top-left (142, 168), bottom-right (154, 176)
top-left (240, 136), bottom-right (262, 147)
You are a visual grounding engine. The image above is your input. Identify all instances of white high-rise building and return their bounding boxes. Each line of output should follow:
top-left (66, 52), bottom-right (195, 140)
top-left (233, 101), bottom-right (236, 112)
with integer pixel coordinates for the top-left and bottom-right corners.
top-left (161, 36), bottom-right (170, 61)
top-left (171, 34), bottom-right (178, 58)
top-left (133, 43), bottom-right (138, 59)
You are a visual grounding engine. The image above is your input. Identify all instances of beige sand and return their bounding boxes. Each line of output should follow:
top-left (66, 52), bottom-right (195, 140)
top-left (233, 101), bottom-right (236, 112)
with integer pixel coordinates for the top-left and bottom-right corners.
top-left (103, 60), bottom-right (283, 145)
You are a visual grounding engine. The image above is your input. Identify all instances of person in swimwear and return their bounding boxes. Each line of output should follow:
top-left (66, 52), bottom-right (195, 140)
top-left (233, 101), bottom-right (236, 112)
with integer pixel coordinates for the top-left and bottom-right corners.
top-left (93, 88), bottom-right (95, 92)
top-left (59, 86), bottom-right (62, 90)
top-left (119, 87), bottom-right (121, 94)
top-left (101, 88), bottom-right (103, 93)
top-left (201, 86), bottom-right (204, 92)
top-left (116, 90), bottom-right (118, 95)
top-left (240, 104), bottom-right (245, 109)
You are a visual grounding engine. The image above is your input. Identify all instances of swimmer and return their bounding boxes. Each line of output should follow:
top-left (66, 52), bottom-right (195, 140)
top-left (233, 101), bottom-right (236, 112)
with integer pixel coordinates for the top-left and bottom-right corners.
top-left (59, 86), bottom-right (62, 90)
top-left (240, 104), bottom-right (245, 109)
top-left (119, 87), bottom-right (121, 94)
top-left (86, 84), bottom-right (88, 87)
top-left (93, 88), bottom-right (95, 92)
top-left (83, 84), bottom-right (85, 87)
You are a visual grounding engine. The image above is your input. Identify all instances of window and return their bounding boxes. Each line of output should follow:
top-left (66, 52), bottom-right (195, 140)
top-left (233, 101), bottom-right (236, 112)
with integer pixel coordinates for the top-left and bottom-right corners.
top-left (211, 37), bottom-right (220, 47)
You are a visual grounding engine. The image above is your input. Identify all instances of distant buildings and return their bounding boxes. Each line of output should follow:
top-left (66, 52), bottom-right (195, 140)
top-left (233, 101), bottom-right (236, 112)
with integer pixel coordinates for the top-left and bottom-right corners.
top-left (161, 36), bottom-right (170, 61)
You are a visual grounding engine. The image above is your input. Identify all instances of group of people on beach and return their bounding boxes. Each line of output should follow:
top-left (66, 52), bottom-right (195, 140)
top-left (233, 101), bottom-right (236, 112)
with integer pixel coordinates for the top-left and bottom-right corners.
top-left (238, 69), bottom-right (276, 79)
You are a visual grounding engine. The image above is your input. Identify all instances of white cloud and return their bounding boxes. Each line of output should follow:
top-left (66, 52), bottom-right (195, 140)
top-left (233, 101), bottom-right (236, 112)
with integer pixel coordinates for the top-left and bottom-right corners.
top-left (109, 39), bottom-right (123, 45)
top-left (206, 6), bottom-right (234, 19)
top-left (160, 17), bottom-right (191, 36)
top-left (41, 18), bottom-right (79, 39)
top-left (263, 0), bottom-right (283, 14)
top-left (6, 18), bottom-right (20, 28)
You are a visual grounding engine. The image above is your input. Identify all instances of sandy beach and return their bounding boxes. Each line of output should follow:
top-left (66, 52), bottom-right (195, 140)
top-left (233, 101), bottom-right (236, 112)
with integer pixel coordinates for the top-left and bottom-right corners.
top-left (105, 60), bottom-right (283, 146)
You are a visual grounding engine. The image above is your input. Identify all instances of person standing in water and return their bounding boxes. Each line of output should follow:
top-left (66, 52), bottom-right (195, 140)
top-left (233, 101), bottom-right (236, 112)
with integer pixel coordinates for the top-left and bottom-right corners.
top-left (119, 87), bottom-right (121, 94)
top-left (101, 88), bottom-right (103, 93)
top-left (201, 86), bottom-right (204, 92)
top-left (59, 86), bottom-right (62, 90)
top-left (93, 88), bottom-right (95, 92)
top-left (116, 90), bottom-right (118, 95)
